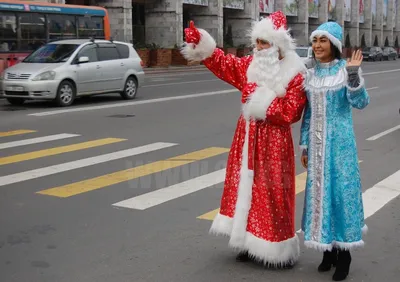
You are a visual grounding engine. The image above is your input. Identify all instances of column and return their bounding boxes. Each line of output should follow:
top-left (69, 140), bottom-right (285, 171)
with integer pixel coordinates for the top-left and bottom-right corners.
top-left (145, 0), bottom-right (183, 48)
top-left (224, 0), bottom-right (259, 47)
top-left (360, 0), bottom-right (373, 47)
top-left (373, 0), bottom-right (384, 46)
top-left (287, 0), bottom-right (309, 46)
top-left (335, 0), bottom-right (346, 45)
top-left (97, 0), bottom-right (133, 43)
top-left (395, 0), bottom-right (400, 45)
top-left (309, 0), bottom-right (329, 35)
top-left (187, 0), bottom-right (223, 47)
top-left (383, 0), bottom-right (395, 46)
top-left (346, 0), bottom-right (360, 47)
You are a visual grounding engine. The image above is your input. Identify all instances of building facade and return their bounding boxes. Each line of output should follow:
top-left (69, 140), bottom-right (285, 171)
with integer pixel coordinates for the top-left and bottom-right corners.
top-left (36, 0), bottom-right (400, 49)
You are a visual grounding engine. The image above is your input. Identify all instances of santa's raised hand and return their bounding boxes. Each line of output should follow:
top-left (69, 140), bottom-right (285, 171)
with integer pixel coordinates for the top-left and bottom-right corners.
top-left (184, 21), bottom-right (201, 45)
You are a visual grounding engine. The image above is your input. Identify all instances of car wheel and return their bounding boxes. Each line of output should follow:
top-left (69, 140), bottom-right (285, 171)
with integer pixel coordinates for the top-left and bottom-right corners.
top-left (55, 80), bottom-right (76, 107)
top-left (120, 76), bottom-right (137, 100)
top-left (6, 97), bottom-right (25, 105)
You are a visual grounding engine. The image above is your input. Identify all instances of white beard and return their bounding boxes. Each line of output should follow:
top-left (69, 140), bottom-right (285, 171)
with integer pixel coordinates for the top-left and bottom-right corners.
top-left (246, 46), bottom-right (282, 89)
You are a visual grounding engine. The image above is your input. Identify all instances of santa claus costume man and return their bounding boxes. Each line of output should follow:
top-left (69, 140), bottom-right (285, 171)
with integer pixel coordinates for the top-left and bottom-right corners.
top-left (181, 11), bottom-right (307, 267)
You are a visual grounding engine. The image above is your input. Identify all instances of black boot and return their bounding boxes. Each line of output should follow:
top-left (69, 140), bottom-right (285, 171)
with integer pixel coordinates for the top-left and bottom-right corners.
top-left (332, 250), bottom-right (351, 281)
top-left (318, 248), bottom-right (338, 272)
top-left (236, 251), bottom-right (249, 262)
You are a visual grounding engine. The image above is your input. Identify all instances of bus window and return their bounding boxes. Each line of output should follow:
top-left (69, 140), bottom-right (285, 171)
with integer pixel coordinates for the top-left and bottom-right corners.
top-left (0, 12), bottom-right (17, 52)
top-left (48, 14), bottom-right (77, 41)
top-left (78, 16), bottom-right (104, 39)
top-left (19, 13), bottom-right (46, 51)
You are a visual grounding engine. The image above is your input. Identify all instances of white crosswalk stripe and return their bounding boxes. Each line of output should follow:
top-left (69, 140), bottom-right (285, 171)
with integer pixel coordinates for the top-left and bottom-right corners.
top-left (0, 133), bottom-right (80, 150)
top-left (113, 169), bottom-right (226, 210)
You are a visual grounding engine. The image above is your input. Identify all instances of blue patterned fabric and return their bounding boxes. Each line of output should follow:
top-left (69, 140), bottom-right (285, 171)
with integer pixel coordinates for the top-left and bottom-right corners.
top-left (299, 59), bottom-right (370, 251)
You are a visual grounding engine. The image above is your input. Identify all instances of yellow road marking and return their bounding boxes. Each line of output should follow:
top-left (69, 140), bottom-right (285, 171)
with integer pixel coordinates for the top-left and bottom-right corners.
top-left (0, 130), bottom-right (36, 137)
top-left (197, 160), bottom-right (364, 221)
top-left (37, 147), bottom-right (230, 198)
top-left (0, 138), bottom-right (125, 165)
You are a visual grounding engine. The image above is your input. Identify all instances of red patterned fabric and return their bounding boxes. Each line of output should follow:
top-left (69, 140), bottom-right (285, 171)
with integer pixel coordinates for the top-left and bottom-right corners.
top-left (203, 48), bottom-right (306, 247)
top-left (269, 10), bottom-right (288, 30)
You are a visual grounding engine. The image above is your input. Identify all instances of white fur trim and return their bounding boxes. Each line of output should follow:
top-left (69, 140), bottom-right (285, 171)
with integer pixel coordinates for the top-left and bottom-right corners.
top-left (209, 213), bottom-right (232, 237)
top-left (334, 240), bottom-right (365, 251)
top-left (304, 239), bottom-right (365, 252)
top-left (279, 50), bottom-right (307, 88)
top-left (251, 18), bottom-right (296, 56)
top-left (310, 30), bottom-right (343, 53)
top-left (275, 83), bottom-right (286, 97)
top-left (346, 67), bottom-right (365, 92)
top-left (180, 28), bottom-right (216, 62)
top-left (304, 240), bottom-right (334, 252)
top-left (228, 120), bottom-right (254, 250)
top-left (246, 233), bottom-right (300, 266)
top-left (242, 86), bottom-right (276, 121)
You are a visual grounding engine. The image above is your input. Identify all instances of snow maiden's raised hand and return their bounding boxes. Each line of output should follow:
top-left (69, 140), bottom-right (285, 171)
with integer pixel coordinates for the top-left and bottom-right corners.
top-left (346, 49), bottom-right (363, 68)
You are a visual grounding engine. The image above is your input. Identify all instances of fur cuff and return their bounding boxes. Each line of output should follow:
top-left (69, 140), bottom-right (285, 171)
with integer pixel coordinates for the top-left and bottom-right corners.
top-left (346, 67), bottom-right (365, 92)
top-left (242, 86), bottom-right (277, 120)
top-left (180, 28), bottom-right (216, 62)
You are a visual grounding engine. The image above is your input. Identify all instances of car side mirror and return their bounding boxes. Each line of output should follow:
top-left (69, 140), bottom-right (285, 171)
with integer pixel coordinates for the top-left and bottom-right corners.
top-left (78, 56), bottom-right (89, 63)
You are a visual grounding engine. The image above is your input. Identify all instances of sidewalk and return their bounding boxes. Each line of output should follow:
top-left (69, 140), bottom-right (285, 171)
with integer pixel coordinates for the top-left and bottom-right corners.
top-left (143, 65), bottom-right (207, 75)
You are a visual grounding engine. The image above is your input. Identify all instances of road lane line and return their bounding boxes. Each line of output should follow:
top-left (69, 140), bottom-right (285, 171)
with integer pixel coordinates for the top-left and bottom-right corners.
top-left (362, 169), bottom-right (400, 219)
top-left (0, 138), bottom-right (125, 165)
top-left (0, 133), bottom-right (80, 150)
top-left (143, 79), bottom-right (219, 87)
top-left (0, 130), bottom-right (36, 137)
top-left (363, 68), bottom-right (400, 76)
top-left (0, 142), bottom-right (177, 187)
top-left (366, 125), bottom-right (400, 141)
top-left (198, 161), bottom-right (363, 221)
top-left (28, 89), bottom-right (238, 117)
top-left (37, 147), bottom-right (230, 198)
top-left (113, 169), bottom-right (226, 210)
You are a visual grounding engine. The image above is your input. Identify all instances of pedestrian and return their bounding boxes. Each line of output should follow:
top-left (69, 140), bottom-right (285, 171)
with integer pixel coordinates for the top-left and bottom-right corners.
top-left (181, 11), bottom-right (307, 267)
top-left (299, 21), bottom-right (370, 281)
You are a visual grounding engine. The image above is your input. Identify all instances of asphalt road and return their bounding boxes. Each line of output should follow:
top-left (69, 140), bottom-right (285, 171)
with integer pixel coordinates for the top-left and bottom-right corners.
top-left (0, 59), bottom-right (400, 282)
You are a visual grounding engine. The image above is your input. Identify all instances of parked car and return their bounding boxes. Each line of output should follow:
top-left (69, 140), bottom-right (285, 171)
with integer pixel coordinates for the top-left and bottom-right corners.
top-left (362, 46), bottom-right (383, 61)
top-left (295, 46), bottom-right (314, 69)
top-left (382, 47), bottom-right (397, 60)
top-left (0, 39), bottom-right (145, 107)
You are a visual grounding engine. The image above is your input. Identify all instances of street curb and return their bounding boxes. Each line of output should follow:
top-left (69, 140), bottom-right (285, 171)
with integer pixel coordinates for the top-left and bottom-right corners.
top-left (144, 65), bottom-right (206, 75)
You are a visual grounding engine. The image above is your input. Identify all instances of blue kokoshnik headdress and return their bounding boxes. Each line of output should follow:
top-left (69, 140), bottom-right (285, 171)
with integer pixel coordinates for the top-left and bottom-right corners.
top-left (310, 22), bottom-right (343, 53)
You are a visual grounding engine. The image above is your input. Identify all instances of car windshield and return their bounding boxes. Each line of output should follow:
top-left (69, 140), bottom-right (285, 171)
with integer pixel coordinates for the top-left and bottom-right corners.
top-left (362, 47), bottom-right (371, 52)
top-left (23, 44), bottom-right (79, 63)
top-left (295, 48), bottom-right (308, 57)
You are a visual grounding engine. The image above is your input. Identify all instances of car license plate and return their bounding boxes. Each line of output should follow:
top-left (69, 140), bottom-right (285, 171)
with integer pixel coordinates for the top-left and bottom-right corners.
top-left (6, 86), bottom-right (24, 92)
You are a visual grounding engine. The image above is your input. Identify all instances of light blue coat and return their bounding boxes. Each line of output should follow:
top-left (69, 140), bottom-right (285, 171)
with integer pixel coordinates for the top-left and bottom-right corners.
top-left (299, 59), bottom-right (370, 251)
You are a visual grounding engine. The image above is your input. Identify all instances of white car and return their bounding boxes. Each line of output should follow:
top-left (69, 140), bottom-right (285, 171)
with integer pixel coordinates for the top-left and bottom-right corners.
top-left (295, 47), bottom-right (314, 69)
top-left (0, 39), bottom-right (145, 107)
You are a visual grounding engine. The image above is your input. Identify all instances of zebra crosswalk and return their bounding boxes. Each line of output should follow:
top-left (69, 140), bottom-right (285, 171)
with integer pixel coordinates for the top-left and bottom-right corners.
top-left (1, 128), bottom-right (399, 226)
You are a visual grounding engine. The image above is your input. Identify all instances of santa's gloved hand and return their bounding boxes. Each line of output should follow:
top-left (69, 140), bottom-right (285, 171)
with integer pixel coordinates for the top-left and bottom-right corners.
top-left (184, 21), bottom-right (201, 45)
top-left (242, 82), bottom-right (258, 103)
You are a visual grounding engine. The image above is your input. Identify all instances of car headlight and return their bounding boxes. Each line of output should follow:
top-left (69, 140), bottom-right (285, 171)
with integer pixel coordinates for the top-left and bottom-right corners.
top-left (32, 71), bottom-right (56, 81)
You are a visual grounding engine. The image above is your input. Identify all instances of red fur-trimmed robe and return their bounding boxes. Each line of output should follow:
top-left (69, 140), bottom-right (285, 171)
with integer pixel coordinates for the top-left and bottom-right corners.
top-left (203, 48), bottom-right (307, 265)
top-left (181, 22), bottom-right (307, 264)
